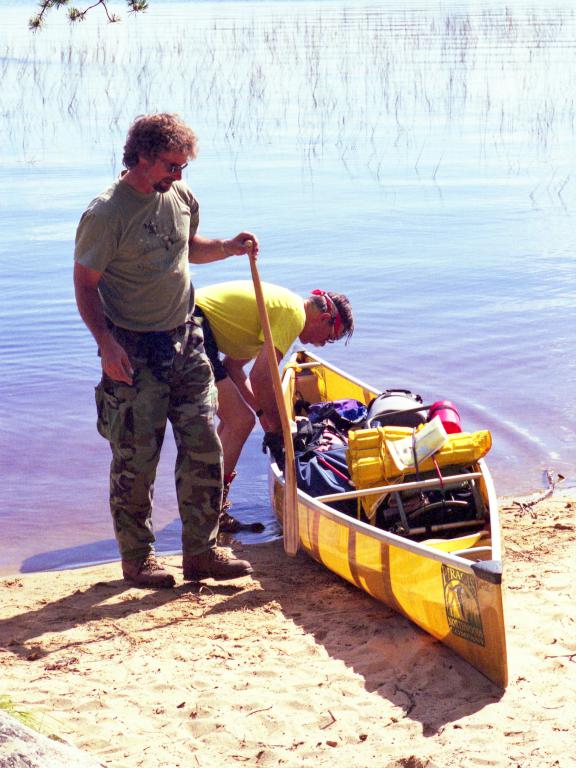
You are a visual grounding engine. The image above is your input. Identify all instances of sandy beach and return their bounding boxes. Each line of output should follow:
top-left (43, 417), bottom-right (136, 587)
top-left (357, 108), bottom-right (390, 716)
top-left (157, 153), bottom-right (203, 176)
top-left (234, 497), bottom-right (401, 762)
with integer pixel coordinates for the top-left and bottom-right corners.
top-left (1, 492), bottom-right (575, 768)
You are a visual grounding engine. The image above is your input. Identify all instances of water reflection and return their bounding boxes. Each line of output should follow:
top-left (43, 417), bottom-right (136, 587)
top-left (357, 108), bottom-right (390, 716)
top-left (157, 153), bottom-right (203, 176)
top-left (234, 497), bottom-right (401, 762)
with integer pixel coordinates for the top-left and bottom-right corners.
top-left (20, 500), bottom-right (281, 574)
top-left (2, 1), bottom-right (576, 189)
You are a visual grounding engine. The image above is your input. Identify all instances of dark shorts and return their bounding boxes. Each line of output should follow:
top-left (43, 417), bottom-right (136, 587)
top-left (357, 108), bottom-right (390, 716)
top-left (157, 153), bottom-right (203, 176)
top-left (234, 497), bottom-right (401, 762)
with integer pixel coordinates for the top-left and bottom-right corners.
top-left (193, 306), bottom-right (228, 382)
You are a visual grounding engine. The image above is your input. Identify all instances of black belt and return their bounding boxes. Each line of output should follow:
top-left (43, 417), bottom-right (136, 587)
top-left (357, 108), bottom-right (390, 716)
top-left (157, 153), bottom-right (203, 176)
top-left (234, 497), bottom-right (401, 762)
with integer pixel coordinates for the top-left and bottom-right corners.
top-left (107, 319), bottom-right (188, 336)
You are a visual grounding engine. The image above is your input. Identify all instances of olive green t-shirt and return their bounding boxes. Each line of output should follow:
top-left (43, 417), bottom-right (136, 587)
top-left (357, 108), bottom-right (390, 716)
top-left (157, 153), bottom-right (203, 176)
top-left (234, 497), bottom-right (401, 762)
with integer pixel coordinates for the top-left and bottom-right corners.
top-left (195, 281), bottom-right (306, 360)
top-left (74, 177), bottom-right (199, 331)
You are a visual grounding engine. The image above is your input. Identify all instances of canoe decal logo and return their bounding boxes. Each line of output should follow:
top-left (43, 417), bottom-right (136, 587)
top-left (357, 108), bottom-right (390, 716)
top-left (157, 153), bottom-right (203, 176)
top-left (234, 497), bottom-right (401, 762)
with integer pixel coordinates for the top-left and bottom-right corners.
top-left (442, 565), bottom-right (485, 646)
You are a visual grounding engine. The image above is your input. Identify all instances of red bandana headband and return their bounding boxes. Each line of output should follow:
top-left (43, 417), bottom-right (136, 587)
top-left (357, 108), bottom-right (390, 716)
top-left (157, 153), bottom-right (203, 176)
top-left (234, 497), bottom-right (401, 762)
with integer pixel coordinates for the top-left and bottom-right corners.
top-left (311, 289), bottom-right (343, 338)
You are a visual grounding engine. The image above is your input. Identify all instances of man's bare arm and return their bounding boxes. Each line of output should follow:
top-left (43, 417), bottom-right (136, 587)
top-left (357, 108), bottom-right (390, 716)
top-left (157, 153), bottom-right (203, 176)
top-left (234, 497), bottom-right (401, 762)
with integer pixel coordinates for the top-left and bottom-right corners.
top-left (188, 232), bottom-right (259, 263)
top-left (73, 262), bottom-right (134, 384)
top-left (249, 347), bottom-right (284, 433)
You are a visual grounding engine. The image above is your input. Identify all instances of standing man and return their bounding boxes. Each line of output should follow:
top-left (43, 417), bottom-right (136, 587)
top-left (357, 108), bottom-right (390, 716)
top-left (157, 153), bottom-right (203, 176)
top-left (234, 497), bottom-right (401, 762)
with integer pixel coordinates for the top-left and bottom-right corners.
top-left (74, 113), bottom-right (256, 588)
top-left (193, 281), bottom-right (354, 531)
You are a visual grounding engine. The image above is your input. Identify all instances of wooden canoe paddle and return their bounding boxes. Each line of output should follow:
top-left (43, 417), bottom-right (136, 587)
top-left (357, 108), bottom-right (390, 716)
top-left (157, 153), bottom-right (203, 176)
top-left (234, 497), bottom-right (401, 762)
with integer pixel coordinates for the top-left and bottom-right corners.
top-left (246, 243), bottom-right (299, 556)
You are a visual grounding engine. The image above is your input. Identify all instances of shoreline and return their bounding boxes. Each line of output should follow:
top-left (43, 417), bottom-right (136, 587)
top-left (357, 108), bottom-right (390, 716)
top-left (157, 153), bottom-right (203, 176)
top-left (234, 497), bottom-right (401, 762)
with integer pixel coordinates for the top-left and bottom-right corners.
top-left (2, 482), bottom-right (574, 581)
top-left (1, 493), bottom-right (575, 767)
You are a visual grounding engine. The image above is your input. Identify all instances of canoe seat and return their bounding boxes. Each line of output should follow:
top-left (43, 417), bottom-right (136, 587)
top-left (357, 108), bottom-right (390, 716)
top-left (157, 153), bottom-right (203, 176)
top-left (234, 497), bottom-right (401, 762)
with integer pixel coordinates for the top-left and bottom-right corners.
top-left (422, 530), bottom-right (487, 553)
top-left (452, 546), bottom-right (494, 561)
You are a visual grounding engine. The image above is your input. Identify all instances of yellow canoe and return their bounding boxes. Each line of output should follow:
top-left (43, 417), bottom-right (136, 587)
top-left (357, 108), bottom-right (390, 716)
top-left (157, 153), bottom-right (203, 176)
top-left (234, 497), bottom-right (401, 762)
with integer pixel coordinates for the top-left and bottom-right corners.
top-left (269, 349), bottom-right (508, 688)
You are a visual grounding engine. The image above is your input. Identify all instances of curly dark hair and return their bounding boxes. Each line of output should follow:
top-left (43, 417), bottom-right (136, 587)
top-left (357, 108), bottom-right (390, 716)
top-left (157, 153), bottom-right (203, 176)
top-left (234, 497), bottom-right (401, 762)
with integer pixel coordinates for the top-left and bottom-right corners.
top-left (309, 290), bottom-right (354, 343)
top-left (123, 113), bottom-right (198, 169)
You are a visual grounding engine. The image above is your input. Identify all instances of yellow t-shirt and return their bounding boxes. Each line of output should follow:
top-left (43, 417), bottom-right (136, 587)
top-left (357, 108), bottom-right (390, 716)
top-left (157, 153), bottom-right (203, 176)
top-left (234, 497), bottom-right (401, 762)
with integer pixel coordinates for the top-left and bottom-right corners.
top-left (195, 281), bottom-right (305, 360)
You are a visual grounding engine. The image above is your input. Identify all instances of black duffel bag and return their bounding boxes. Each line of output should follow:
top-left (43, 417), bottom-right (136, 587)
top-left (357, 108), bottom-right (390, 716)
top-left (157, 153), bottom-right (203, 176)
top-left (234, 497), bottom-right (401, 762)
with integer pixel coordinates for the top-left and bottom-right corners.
top-left (295, 447), bottom-right (357, 517)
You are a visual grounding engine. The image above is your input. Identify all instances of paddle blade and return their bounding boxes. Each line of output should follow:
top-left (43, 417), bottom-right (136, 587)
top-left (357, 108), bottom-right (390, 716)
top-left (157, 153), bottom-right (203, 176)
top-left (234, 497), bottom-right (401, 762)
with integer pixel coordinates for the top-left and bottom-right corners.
top-left (282, 460), bottom-right (299, 556)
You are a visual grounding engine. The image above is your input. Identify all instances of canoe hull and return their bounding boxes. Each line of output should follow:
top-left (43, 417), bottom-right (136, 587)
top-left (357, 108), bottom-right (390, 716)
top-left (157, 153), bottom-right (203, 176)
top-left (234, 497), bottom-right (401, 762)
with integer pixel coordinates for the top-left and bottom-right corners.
top-left (269, 351), bottom-right (508, 687)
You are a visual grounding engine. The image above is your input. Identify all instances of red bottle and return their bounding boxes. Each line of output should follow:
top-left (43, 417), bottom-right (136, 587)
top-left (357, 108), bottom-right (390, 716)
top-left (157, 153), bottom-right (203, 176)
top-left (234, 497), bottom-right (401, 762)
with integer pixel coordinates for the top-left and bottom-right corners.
top-left (427, 400), bottom-right (462, 434)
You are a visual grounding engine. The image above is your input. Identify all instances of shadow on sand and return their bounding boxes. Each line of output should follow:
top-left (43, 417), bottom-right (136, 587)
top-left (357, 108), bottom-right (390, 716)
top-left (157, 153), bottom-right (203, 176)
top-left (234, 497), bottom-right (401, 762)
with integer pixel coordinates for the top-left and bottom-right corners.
top-left (1, 537), bottom-right (503, 736)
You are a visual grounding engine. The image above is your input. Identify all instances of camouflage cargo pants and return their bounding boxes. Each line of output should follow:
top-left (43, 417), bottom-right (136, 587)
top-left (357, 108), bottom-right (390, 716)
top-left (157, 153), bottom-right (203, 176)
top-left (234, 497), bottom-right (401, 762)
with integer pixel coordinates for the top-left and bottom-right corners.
top-left (95, 318), bottom-right (222, 561)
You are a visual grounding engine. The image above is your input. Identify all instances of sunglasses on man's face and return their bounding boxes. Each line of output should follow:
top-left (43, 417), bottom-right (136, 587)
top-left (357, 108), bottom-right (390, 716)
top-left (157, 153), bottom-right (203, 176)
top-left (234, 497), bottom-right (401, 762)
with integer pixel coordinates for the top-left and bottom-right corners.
top-left (326, 314), bottom-right (340, 343)
top-left (158, 158), bottom-right (189, 175)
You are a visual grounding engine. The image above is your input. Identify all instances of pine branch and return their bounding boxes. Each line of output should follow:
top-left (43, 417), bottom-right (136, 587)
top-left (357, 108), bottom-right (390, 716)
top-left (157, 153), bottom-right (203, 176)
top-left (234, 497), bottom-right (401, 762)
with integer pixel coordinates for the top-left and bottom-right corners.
top-left (29, 0), bottom-right (148, 31)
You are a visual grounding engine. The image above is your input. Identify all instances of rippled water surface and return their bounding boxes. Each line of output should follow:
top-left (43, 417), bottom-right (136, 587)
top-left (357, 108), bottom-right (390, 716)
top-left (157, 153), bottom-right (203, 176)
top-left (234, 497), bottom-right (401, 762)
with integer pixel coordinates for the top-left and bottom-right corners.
top-left (1, 0), bottom-right (575, 575)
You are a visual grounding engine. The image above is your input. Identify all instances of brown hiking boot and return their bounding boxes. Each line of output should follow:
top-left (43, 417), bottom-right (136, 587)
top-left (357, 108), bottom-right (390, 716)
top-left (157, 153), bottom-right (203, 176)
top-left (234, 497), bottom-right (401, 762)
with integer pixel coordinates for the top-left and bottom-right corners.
top-left (182, 547), bottom-right (253, 581)
top-left (122, 553), bottom-right (175, 588)
top-left (218, 506), bottom-right (242, 533)
top-left (218, 471), bottom-right (241, 532)
top-left (218, 472), bottom-right (265, 533)
top-left (218, 509), bottom-right (266, 533)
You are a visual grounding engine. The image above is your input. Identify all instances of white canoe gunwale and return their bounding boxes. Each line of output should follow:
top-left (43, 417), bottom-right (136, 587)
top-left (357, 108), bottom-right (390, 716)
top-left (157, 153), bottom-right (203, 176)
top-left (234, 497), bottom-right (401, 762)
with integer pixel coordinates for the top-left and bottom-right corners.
top-left (269, 458), bottom-right (502, 582)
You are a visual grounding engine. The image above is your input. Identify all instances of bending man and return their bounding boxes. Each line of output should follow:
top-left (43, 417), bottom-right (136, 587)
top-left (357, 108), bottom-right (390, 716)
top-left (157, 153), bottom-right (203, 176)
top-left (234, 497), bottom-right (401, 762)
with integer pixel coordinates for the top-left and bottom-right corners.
top-left (74, 113), bottom-right (256, 588)
top-left (193, 281), bottom-right (354, 531)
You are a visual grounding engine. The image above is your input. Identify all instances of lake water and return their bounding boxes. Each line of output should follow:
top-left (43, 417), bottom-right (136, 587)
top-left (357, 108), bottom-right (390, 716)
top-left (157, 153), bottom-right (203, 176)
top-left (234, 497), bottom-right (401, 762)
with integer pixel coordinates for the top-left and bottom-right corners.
top-left (1, 0), bottom-right (575, 576)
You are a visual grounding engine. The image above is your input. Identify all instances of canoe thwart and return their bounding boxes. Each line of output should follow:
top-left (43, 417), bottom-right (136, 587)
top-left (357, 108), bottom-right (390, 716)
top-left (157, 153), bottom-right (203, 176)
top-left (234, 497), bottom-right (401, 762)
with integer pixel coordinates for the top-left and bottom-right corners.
top-left (316, 471), bottom-right (483, 503)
